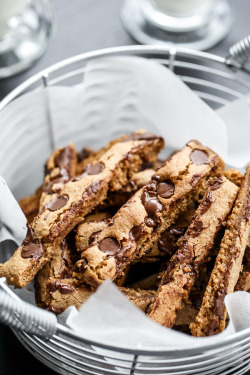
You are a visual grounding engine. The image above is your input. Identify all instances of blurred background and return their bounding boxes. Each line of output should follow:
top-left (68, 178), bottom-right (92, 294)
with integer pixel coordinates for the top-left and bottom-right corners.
top-left (0, 1), bottom-right (249, 374)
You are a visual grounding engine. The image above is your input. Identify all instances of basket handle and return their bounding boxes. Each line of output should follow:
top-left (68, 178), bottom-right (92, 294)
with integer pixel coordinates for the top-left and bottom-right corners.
top-left (226, 35), bottom-right (250, 68)
top-left (0, 282), bottom-right (57, 339)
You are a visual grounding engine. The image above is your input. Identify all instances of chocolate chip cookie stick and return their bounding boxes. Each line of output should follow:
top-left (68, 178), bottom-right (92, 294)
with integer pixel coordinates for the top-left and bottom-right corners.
top-left (75, 141), bottom-right (225, 287)
top-left (190, 166), bottom-right (250, 337)
top-left (36, 271), bottom-right (155, 314)
top-left (234, 272), bottom-right (250, 292)
top-left (147, 176), bottom-right (238, 327)
top-left (0, 131), bottom-right (164, 288)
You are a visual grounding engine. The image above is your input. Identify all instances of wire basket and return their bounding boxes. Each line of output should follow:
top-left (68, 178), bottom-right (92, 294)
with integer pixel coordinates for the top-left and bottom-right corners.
top-left (1, 40), bottom-right (250, 375)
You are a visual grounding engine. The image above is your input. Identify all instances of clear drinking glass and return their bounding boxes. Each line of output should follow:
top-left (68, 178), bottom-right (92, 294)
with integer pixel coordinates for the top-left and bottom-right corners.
top-left (0, 0), bottom-right (54, 78)
top-left (122, 0), bottom-right (233, 50)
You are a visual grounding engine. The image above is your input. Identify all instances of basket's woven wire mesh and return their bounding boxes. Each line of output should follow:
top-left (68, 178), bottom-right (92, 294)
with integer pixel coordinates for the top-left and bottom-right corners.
top-left (1, 45), bottom-right (250, 375)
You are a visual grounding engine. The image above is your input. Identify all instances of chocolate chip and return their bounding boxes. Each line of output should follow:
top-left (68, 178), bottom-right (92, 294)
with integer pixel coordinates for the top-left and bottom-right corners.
top-left (190, 150), bottom-right (208, 165)
top-left (147, 180), bottom-right (157, 191)
top-left (58, 283), bottom-right (75, 294)
top-left (158, 225), bottom-right (186, 256)
top-left (21, 242), bottom-right (43, 259)
top-left (46, 196), bottom-right (68, 211)
top-left (191, 220), bottom-right (204, 237)
top-left (49, 280), bottom-right (75, 294)
top-left (141, 182), bottom-right (163, 227)
top-left (210, 176), bottom-right (224, 191)
top-left (85, 163), bottom-right (104, 175)
top-left (98, 237), bottom-right (121, 255)
top-left (141, 190), bottom-right (163, 227)
top-left (144, 197), bottom-right (163, 219)
top-left (60, 265), bottom-right (69, 279)
top-left (129, 226), bottom-right (144, 241)
top-left (141, 190), bottom-right (157, 205)
top-left (190, 173), bottom-right (201, 187)
top-left (199, 192), bottom-right (214, 215)
top-left (84, 180), bottom-right (100, 196)
top-left (157, 181), bottom-right (175, 199)
top-left (145, 218), bottom-right (156, 227)
top-left (43, 181), bottom-right (55, 194)
top-left (21, 226), bottom-right (43, 259)
top-left (55, 146), bottom-right (73, 170)
top-left (75, 258), bottom-right (88, 272)
top-left (152, 174), bottom-right (161, 182)
top-left (121, 132), bottom-right (159, 142)
top-left (158, 231), bottom-right (175, 255)
top-left (214, 291), bottom-right (226, 319)
top-left (48, 306), bottom-right (64, 315)
top-left (48, 281), bottom-right (57, 293)
top-left (169, 226), bottom-right (187, 237)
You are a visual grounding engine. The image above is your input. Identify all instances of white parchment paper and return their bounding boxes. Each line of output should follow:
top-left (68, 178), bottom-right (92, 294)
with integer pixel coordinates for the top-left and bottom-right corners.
top-left (0, 56), bottom-right (249, 351)
top-left (0, 175), bottom-right (27, 246)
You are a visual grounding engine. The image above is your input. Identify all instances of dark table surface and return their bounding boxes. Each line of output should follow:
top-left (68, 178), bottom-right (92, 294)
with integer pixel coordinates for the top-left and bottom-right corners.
top-left (0, 0), bottom-right (250, 374)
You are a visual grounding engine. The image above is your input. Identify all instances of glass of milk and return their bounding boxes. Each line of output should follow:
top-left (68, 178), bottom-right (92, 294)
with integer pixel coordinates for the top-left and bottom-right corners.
top-left (142, 0), bottom-right (215, 32)
top-left (122, 0), bottom-right (233, 50)
top-left (0, 0), bottom-right (54, 78)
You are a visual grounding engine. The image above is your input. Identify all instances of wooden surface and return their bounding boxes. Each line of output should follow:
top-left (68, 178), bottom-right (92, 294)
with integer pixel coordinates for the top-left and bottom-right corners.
top-left (0, 0), bottom-right (250, 374)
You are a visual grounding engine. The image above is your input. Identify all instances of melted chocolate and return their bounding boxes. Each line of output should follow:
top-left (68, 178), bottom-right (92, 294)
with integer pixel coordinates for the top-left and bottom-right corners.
top-left (55, 146), bottom-right (73, 170)
top-left (115, 243), bottom-right (133, 261)
top-left (43, 175), bottom-right (69, 194)
top-left (21, 226), bottom-right (43, 259)
top-left (191, 220), bottom-right (204, 237)
top-left (190, 173), bottom-right (201, 187)
top-left (121, 132), bottom-right (159, 142)
top-left (141, 181), bottom-right (163, 227)
top-left (84, 180), bottom-right (100, 196)
top-left (129, 226), bottom-right (144, 242)
top-left (43, 146), bottom-right (73, 194)
top-left (199, 192), bottom-right (214, 215)
top-left (84, 163), bottom-right (104, 175)
top-left (58, 283), bottom-right (75, 294)
top-left (43, 181), bottom-right (55, 194)
top-left (46, 195), bottom-right (68, 211)
top-left (214, 292), bottom-right (226, 320)
top-left (210, 176), bottom-right (224, 191)
top-left (157, 181), bottom-right (175, 199)
top-left (49, 306), bottom-right (64, 315)
top-left (158, 225), bottom-right (186, 256)
top-left (49, 280), bottom-right (75, 295)
top-left (152, 174), bottom-right (161, 182)
top-left (206, 318), bottom-right (220, 336)
top-left (98, 237), bottom-right (121, 255)
top-left (190, 149), bottom-right (208, 165)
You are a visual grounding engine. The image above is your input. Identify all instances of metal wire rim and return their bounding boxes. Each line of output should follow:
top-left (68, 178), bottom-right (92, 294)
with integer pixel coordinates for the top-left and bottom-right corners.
top-left (1, 44), bottom-right (250, 111)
